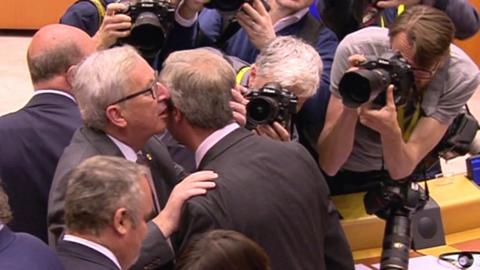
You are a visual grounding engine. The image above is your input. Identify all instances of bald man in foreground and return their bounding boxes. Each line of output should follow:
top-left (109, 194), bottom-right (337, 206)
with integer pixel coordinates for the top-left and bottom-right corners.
top-left (0, 24), bottom-right (95, 242)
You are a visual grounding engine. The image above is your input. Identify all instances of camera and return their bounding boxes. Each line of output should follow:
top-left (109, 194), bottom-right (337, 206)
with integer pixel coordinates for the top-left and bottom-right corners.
top-left (364, 180), bottom-right (428, 270)
top-left (338, 52), bottom-right (415, 108)
top-left (118, 0), bottom-right (175, 60)
top-left (245, 82), bottom-right (297, 131)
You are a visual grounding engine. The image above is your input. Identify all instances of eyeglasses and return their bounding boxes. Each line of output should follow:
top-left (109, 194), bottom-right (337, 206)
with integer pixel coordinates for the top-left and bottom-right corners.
top-left (410, 61), bottom-right (441, 80)
top-left (411, 67), bottom-right (435, 80)
top-left (109, 82), bottom-right (158, 106)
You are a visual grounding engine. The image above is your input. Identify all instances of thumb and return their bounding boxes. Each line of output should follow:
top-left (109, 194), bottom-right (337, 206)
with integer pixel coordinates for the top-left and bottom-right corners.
top-left (385, 84), bottom-right (395, 107)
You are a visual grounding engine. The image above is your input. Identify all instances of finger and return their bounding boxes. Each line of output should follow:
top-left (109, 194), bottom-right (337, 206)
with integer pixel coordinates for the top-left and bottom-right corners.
top-left (258, 124), bottom-right (279, 140)
top-left (375, 1), bottom-right (398, 9)
top-left (231, 88), bottom-right (248, 105)
top-left (105, 22), bottom-right (132, 32)
top-left (251, 0), bottom-right (268, 16)
top-left (230, 101), bottom-right (246, 115)
top-left (106, 3), bottom-right (128, 15)
top-left (239, 2), bottom-right (262, 23)
top-left (385, 85), bottom-right (395, 108)
top-left (184, 171), bottom-right (218, 182)
top-left (234, 84), bottom-right (249, 96)
top-left (272, 122), bottom-right (290, 141)
top-left (347, 54), bottom-right (367, 67)
top-left (105, 14), bottom-right (132, 23)
top-left (233, 111), bottom-right (247, 127)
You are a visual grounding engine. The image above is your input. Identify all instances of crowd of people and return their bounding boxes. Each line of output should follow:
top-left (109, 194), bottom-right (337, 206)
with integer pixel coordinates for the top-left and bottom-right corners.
top-left (0, 0), bottom-right (479, 269)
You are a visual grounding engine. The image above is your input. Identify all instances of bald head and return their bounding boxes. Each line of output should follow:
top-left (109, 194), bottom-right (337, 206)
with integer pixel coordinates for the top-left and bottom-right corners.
top-left (27, 24), bottom-right (95, 89)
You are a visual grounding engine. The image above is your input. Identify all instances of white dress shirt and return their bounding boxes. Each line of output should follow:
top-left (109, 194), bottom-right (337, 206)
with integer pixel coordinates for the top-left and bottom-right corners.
top-left (195, 123), bottom-right (240, 167)
top-left (33, 89), bottom-right (76, 103)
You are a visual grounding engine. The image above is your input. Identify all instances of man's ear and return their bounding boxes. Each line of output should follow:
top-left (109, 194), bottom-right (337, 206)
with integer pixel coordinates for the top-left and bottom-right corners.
top-left (66, 65), bottom-right (78, 88)
top-left (106, 105), bottom-right (128, 128)
top-left (248, 64), bottom-right (257, 89)
top-left (113, 208), bottom-right (130, 235)
top-left (172, 106), bottom-right (183, 123)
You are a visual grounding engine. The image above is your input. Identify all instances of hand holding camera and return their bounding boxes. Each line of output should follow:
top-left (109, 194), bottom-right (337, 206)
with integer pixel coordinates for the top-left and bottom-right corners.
top-left (235, 0), bottom-right (275, 50)
top-left (93, 3), bottom-right (132, 50)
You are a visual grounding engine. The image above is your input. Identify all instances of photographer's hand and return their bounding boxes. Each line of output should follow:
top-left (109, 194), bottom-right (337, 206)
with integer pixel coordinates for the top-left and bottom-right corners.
top-left (255, 122), bottom-right (291, 141)
top-left (178, 0), bottom-right (209, 20)
top-left (93, 3), bottom-right (131, 50)
top-left (359, 85), bottom-right (401, 137)
top-left (230, 85), bottom-right (249, 127)
top-left (236, 0), bottom-right (276, 50)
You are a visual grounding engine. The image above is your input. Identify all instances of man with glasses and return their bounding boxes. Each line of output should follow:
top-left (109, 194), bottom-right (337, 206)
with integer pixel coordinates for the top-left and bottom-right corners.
top-left (317, 5), bottom-right (480, 194)
top-left (48, 45), bottom-right (218, 270)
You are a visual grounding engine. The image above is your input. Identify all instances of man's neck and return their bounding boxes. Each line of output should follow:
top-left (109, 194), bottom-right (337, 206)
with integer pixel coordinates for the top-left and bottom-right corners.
top-left (33, 76), bottom-right (73, 96)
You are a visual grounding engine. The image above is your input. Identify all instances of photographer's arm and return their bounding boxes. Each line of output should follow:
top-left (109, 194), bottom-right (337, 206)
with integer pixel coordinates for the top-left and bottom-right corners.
top-left (317, 95), bottom-right (359, 176)
top-left (360, 86), bottom-right (449, 179)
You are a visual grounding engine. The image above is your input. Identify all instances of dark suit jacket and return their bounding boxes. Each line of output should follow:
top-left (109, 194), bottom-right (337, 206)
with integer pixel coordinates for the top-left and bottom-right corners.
top-left (175, 128), bottom-right (354, 270)
top-left (48, 127), bottom-right (186, 269)
top-left (0, 226), bottom-right (64, 270)
top-left (0, 93), bottom-right (82, 242)
top-left (56, 240), bottom-right (119, 270)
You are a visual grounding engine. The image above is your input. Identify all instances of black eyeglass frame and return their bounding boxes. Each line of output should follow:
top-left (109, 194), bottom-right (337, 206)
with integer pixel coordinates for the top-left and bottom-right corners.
top-left (109, 82), bottom-right (158, 106)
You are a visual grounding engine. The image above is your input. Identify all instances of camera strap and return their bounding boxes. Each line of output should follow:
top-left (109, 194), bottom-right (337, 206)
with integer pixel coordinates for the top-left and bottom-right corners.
top-left (397, 100), bottom-right (422, 142)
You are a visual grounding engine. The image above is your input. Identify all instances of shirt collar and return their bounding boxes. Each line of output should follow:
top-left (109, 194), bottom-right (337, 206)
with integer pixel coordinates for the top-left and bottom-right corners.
top-left (273, 8), bottom-right (309, 32)
top-left (33, 89), bottom-right (76, 103)
top-left (107, 135), bottom-right (138, 162)
top-left (0, 224), bottom-right (4, 231)
top-left (195, 123), bottom-right (240, 167)
top-left (63, 234), bottom-right (121, 270)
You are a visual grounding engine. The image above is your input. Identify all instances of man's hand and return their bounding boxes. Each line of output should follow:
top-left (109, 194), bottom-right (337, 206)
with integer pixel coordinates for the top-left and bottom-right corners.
top-left (152, 171), bottom-right (217, 237)
top-left (230, 85), bottom-right (249, 126)
top-left (178, 0), bottom-right (209, 20)
top-left (358, 85), bottom-right (401, 138)
top-left (93, 3), bottom-right (131, 50)
top-left (236, 0), bottom-right (276, 50)
top-left (255, 122), bottom-right (291, 141)
top-left (375, 0), bottom-right (422, 9)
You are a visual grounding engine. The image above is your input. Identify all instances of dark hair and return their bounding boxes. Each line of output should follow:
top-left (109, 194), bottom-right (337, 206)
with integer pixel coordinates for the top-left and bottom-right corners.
top-left (176, 230), bottom-right (270, 270)
top-left (0, 183), bottom-right (13, 225)
top-left (389, 5), bottom-right (454, 69)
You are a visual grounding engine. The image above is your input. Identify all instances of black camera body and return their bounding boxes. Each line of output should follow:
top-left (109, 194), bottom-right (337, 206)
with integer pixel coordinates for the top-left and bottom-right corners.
top-left (245, 82), bottom-right (297, 131)
top-left (118, 0), bottom-right (175, 60)
top-left (339, 52), bottom-right (415, 108)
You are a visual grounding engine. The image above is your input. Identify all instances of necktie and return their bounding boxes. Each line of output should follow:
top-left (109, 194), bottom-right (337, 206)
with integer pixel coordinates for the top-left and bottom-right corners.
top-left (136, 152), bottom-right (161, 215)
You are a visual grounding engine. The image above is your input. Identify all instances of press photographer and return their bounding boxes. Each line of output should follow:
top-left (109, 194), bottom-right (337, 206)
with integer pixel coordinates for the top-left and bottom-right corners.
top-left (317, 5), bottom-right (480, 195)
top-left (60, 0), bottom-right (189, 63)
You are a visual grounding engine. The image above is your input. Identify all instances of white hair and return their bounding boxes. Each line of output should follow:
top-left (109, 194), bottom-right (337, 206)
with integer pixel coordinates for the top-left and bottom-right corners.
top-left (73, 45), bottom-right (140, 130)
top-left (255, 36), bottom-right (322, 98)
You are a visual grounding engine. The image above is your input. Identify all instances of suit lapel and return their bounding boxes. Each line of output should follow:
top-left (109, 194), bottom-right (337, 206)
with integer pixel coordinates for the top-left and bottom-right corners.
top-left (197, 128), bottom-right (252, 169)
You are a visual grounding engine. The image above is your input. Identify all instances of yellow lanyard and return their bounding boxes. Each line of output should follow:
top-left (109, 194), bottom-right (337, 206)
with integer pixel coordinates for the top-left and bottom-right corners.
top-left (235, 66), bottom-right (252, 85)
top-left (89, 0), bottom-right (106, 23)
top-left (380, 4), bottom-right (405, 28)
top-left (397, 100), bottom-right (421, 141)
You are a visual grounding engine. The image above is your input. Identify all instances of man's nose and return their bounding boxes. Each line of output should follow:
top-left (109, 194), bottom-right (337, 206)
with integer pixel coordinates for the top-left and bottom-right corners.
top-left (155, 82), bottom-right (170, 102)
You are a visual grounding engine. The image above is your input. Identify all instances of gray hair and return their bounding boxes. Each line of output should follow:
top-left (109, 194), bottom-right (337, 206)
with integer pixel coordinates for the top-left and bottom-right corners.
top-left (73, 45), bottom-right (140, 130)
top-left (160, 48), bottom-right (235, 130)
top-left (255, 36), bottom-right (322, 98)
top-left (0, 184), bottom-right (12, 225)
top-left (64, 156), bottom-right (149, 235)
top-left (27, 41), bottom-right (84, 84)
